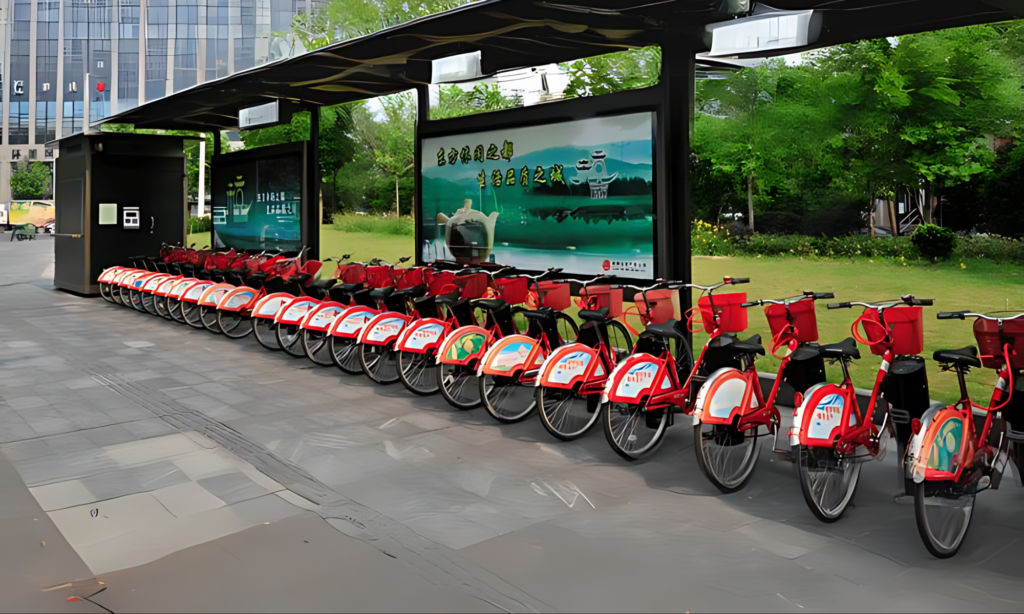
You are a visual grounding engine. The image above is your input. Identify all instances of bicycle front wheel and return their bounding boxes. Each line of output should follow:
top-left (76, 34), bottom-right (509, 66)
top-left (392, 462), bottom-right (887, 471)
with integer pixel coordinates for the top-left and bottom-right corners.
top-left (398, 350), bottom-right (439, 395)
top-left (604, 402), bottom-right (667, 461)
top-left (914, 480), bottom-right (975, 558)
top-left (556, 312), bottom-right (579, 343)
top-left (437, 363), bottom-right (481, 410)
top-left (537, 387), bottom-right (601, 441)
top-left (254, 318), bottom-right (281, 350)
top-left (695, 424), bottom-right (761, 493)
top-left (798, 446), bottom-right (861, 523)
top-left (218, 310), bottom-right (252, 339)
top-left (331, 336), bottom-right (363, 374)
top-left (480, 374), bottom-right (536, 423)
top-left (360, 343), bottom-right (400, 384)
top-left (302, 329), bottom-right (334, 365)
top-left (276, 323), bottom-right (306, 357)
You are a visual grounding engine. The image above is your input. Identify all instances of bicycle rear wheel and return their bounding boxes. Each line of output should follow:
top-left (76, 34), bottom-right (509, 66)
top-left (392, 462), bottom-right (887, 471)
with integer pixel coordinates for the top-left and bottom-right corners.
top-left (182, 302), bottom-right (204, 328)
top-left (141, 292), bottom-right (158, 315)
top-left (155, 295), bottom-right (172, 319)
top-left (200, 305), bottom-right (221, 333)
top-left (99, 282), bottom-right (115, 303)
top-left (129, 289), bottom-right (147, 312)
top-left (360, 343), bottom-right (400, 384)
top-left (218, 310), bottom-right (252, 338)
top-left (276, 323), bottom-right (305, 357)
top-left (537, 387), bottom-right (601, 441)
top-left (798, 446), bottom-right (861, 522)
top-left (603, 402), bottom-right (667, 460)
top-left (254, 318), bottom-right (281, 350)
top-left (437, 363), bottom-right (481, 410)
top-left (480, 374), bottom-right (535, 423)
top-left (914, 480), bottom-right (975, 558)
top-left (398, 350), bottom-right (439, 395)
top-left (556, 312), bottom-right (579, 343)
top-left (168, 298), bottom-right (186, 323)
top-left (118, 285), bottom-right (132, 306)
top-left (302, 329), bottom-right (334, 365)
top-left (330, 336), bottom-right (362, 374)
top-left (695, 424), bottom-right (761, 493)
top-left (606, 320), bottom-right (633, 362)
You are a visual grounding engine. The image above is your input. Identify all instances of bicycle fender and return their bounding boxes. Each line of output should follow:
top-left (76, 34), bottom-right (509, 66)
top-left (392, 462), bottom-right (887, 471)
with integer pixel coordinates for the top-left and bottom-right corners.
top-left (99, 267), bottom-right (126, 283)
top-left (198, 283), bottom-right (236, 308)
top-left (181, 280), bottom-right (215, 304)
top-left (395, 318), bottom-right (448, 354)
top-left (692, 368), bottom-right (753, 426)
top-left (300, 302), bottom-right (347, 332)
top-left (359, 312), bottom-right (411, 346)
top-left (478, 335), bottom-right (544, 377)
top-left (276, 297), bottom-right (321, 325)
top-left (119, 270), bottom-right (146, 288)
top-left (252, 292), bottom-right (295, 320)
top-left (132, 272), bottom-right (163, 291)
top-left (904, 405), bottom-right (943, 482)
top-left (329, 305), bottom-right (377, 338)
top-left (602, 354), bottom-right (669, 405)
top-left (437, 326), bottom-right (489, 366)
top-left (154, 276), bottom-right (183, 297)
top-left (218, 286), bottom-right (259, 311)
top-left (909, 407), bottom-right (969, 483)
top-left (141, 273), bottom-right (170, 293)
top-left (536, 344), bottom-right (602, 390)
top-left (167, 278), bottom-right (198, 300)
top-left (795, 384), bottom-right (858, 447)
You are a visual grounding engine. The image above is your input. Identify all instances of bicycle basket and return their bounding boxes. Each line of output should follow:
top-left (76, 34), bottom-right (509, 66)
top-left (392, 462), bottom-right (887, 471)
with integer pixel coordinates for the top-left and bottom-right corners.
top-left (855, 307), bottom-right (923, 356)
top-left (397, 267), bottom-right (426, 290)
top-left (455, 273), bottom-right (489, 299)
top-left (428, 271), bottom-right (457, 296)
top-left (697, 292), bottom-right (747, 334)
top-left (495, 277), bottom-right (529, 305)
top-left (365, 265), bottom-right (394, 289)
top-left (339, 263), bottom-right (366, 284)
top-left (635, 289), bottom-right (679, 325)
top-left (537, 280), bottom-right (570, 311)
top-left (580, 285), bottom-right (622, 317)
top-left (765, 299), bottom-right (819, 344)
top-left (975, 317), bottom-right (1024, 370)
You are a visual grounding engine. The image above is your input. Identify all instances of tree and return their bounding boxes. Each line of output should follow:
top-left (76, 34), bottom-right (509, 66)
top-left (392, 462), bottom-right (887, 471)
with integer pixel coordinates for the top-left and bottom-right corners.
top-left (10, 161), bottom-right (53, 199)
top-left (430, 83), bottom-right (522, 120)
top-left (561, 46), bottom-right (661, 98)
top-left (352, 92), bottom-right (416, 216)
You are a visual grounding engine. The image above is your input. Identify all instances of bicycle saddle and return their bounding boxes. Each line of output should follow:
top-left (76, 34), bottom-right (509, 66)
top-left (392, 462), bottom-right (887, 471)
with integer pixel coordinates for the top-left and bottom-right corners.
top-left (435, 293), bottom-right (461, 307)
top-left (933, 346), bottom-right (980, 368)
top-left (337, 283), bottom-right (363, 293)
top-left (521, 307), bottom-right (555, 320)
top-left (644, 320), bottom-right (685, 341)
top-left (472, 298), bottom-right (507, 311)
top-left (288, 273), bottom-right (313, 285)
top-left (579, 308), bottom-right (610, 322)
top-left (393, 285), bottom-right (428, 299)
top-left (819, 337), bottom-right (861, 360)
top-left (726, 334), bottom-right (766, 356)
top-left (370, 287), bottom-right (396, 301)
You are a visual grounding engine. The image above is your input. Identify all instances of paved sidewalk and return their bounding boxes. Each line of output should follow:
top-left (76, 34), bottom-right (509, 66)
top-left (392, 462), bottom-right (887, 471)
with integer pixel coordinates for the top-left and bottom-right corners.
top-left (2, 240), bottom-right (1024, 612)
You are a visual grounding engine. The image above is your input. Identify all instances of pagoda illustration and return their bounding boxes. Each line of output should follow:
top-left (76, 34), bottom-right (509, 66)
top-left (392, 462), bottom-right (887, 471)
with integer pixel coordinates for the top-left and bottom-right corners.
top-left (571, 150), bottom-right (618, 199)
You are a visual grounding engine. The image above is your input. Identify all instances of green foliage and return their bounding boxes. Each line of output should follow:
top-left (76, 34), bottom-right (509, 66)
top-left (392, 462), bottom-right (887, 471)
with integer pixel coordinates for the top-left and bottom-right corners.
top-left (429, 83), bottom-right (522, 121)
top-left (286, 0), bottom-right (470, 51)
top-left (331, 213), bottom-right (414, 235)
top-left (10, 162), bottom-right (53, 199)
top-left (690, 220), bottom-right (734, 256)
top-left (953, 234), bottom-right (1024, 263)
top-left (188, 215), bottom-right (212, 234)
top-left (912, 224), bottom-right (957, 261)
top-left (560, 46), bottom-right (661, 98)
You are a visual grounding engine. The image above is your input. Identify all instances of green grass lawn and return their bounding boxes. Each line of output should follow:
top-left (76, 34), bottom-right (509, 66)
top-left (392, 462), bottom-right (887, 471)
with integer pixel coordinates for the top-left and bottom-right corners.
top-left (191, 226), bottom-right (1022, 403)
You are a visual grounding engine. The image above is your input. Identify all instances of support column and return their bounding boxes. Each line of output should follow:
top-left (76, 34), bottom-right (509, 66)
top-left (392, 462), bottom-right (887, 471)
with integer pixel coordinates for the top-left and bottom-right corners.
top-left (306, 107), bottom-right (320, 260)
top-left (414, 83), bottom-right (428, 265)
top-left (659, 35), bottom-right (696, 315)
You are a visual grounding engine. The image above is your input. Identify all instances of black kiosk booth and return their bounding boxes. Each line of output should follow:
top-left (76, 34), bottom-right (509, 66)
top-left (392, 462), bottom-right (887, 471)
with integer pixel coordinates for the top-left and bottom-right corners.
top-left (52, 133), bottom-right (187, 295)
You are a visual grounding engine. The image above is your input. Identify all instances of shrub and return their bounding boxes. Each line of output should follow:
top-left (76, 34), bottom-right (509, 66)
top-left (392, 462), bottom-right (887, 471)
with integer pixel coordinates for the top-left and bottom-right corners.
top-left (187, 215), bottom-right (212, 234)
top-left (691, 220), bottom-right (734, 256)
top-left (332, 213), bottom-right (414, 236)
top-left (757, 211), bottom-right (803, 235)
top-left (725, 221), bottom-right (752, 238)
top-left (801, 206), bottom-right (862, 238)
top-left (912, 224), bottom-right (957, 261)
top-left (954, 234), bottom-right (1024, 263)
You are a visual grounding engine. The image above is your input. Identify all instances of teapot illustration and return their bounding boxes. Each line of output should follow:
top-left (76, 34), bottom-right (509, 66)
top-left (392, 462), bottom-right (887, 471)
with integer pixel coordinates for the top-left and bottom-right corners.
top-left (436, 199), bottom-right (499, 262)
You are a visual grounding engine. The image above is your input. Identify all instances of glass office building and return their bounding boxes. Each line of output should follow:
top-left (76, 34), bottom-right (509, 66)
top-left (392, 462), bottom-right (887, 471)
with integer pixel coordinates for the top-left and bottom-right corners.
top-left (0, 0), bottom-right (315, 203)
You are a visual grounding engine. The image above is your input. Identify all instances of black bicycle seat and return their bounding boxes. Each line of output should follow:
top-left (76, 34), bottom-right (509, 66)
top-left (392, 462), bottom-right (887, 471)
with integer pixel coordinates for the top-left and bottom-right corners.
top-left (644, 320), bottom-right (684, 341)
top-left (727, 334), bottom-right (765, 356)
top-left (393, 285), bottom-right (428, 299)
top-left (934, 346), bottom-right (980, 368)
top-left (579, 308), bottom-right (610, 322)
top-left (337, 283), bottom-right (363, 293)
top-left (311, 278), bottom-right (337, 290)
top-left (370, 287), bottom-right (396, 301)
top-left (819, 337), bottom-right (861, 359)
top-left (521, 307), bottom-right (555, 320)
top-left (436, 294), bottom-right (460, 307)
top-left (287, 273), bottom-right (313, 285)
top-left (472, 298), bottom-right (507, 311)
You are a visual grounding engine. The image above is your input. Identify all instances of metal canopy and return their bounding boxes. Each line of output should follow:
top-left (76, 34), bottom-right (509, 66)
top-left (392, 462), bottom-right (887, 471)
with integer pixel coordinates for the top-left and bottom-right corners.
top-left (98, 0), bottom-right (1022, 131)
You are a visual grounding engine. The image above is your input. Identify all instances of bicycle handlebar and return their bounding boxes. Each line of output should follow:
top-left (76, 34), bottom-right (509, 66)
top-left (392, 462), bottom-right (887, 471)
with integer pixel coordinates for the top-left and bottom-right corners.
top-left (938, 311), bottom-right (1024, 322)
top-left (829, 296), bottom-right (934, 310)
top-left (743, 291), bottom-right (834, 308)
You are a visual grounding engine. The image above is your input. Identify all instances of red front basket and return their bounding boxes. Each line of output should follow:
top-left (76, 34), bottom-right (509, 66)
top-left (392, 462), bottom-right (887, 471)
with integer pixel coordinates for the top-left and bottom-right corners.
top-left (537, 281), bottom-right (570, 311)
top-left (635, 289), bottom-right (678, 325)
top-left (456, 273), bottom-right (489, 299)
top-left (428, 271), bottom-right (457, 296)
top-left (765, 299), bottom-right (819, 343)
top-left (856, 307), bottom-right (923, 356)
top-left (975, 317), bottom-right (1024, 369)
top-left (495, 277), bottom-right (529, 305)
top-left (580, 285), bottom-right (623, 318)
top-left (698, 293), bottom-right (747, 334)
top-left (365, 265), bottom-right (394, 289)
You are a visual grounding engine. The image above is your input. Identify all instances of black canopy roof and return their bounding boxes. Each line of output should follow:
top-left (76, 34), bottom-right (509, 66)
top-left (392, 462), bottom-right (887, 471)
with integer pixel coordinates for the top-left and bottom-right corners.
top-left (98, 0), bottom-right (1023, 131)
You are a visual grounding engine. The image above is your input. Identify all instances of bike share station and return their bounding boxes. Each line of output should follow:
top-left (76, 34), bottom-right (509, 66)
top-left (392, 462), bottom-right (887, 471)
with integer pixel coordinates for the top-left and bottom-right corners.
top-left (33, 0), bottom-right (1024, 607)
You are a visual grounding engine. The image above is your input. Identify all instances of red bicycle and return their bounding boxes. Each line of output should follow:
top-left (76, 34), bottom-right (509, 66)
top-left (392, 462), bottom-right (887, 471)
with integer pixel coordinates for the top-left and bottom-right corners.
top-left (906, 310), bottom-right (1022, 557)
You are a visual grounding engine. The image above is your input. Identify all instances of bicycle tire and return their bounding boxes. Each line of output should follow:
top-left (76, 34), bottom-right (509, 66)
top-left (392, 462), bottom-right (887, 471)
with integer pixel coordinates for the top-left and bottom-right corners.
top-left (118, 285), bottom-right (133, 307)
top-left (182, 302), bottom-right (204, 329)
top-left (200, 305), bottom-right (222, 333)
top-left (480, 374), bottom-right (536, 423)
top-left (437, 363), bottom-right (482, 410)
top-left (302, 329), bottom-right (334, 366)
top-left (798, 445), bottom-right (861, 523)
top-left (141, 292), bottom-right (159, 315)
top-left (254, 318), bottom-right (282, 350)
top-left (99, 282), bottom-right (115, 303)
top-left (605, 319), bottom-right (633, 362)
top-left (168, 298), bottom-right (186, 323)
top-left (537, 387), bottom-right (602, 441)
top-left (276, 323), bottom-right (306, 357)
top-left (603, 401), bottom-right (667, 461)
top-left (360, 343), bottom-right (400, 384)
top-left (398, 350), bottom-right (440, 395)
top-left (155, 295), bottom-right (172, 319)
top-left (694, 424), bottom-right (761, 493)
top-left (330, 335), bottom-right (363, 374)
top-left (914, 479), bottom-right (975, 558)
top-left (555, 312), bottom-right (579, 343)
top-left (218, 310), bottom-right (252, 339)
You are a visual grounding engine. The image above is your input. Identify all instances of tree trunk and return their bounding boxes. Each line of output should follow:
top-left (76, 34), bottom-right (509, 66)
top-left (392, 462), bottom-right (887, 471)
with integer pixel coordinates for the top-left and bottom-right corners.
top-left (888, 195), bottom-right (900, 240)
top-left (868, 197), bottom-right (876, 239)
top-left (747, 173), bottom-right (755, 233)
top-left (922, 180), bottom-right (933, 225)
top-left (395, 175), bottom-right (400, 218)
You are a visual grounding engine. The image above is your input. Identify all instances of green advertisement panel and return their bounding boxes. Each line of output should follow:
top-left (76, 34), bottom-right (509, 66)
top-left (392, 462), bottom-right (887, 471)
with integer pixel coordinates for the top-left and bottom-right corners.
top-left (421, 112), bottom-right (656, 279)
top-left (213, 146), bottom-right (303, 252)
